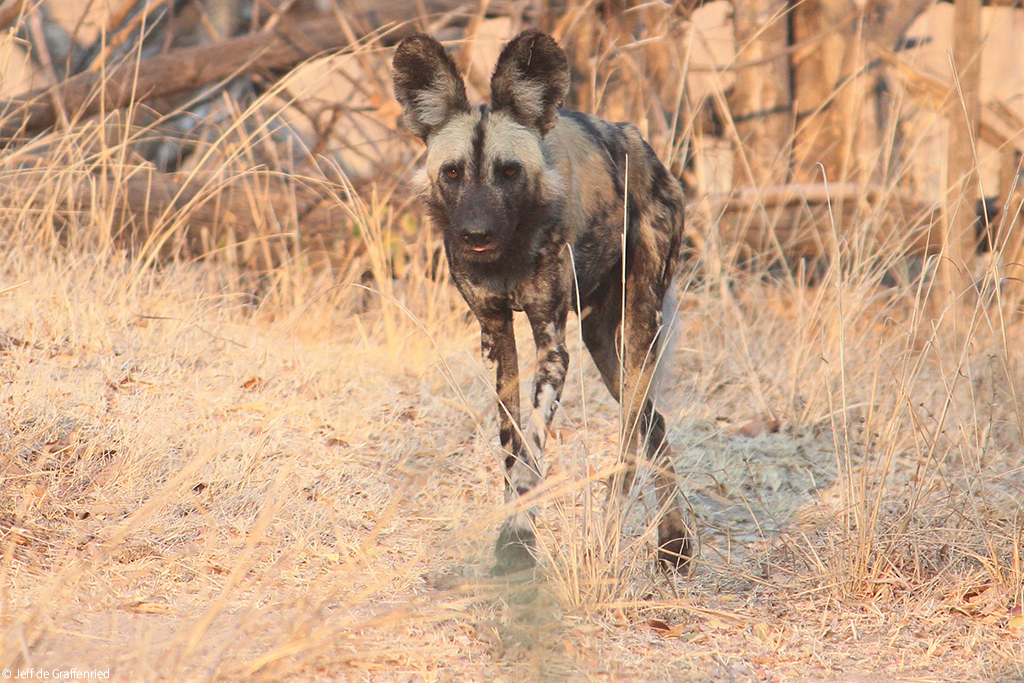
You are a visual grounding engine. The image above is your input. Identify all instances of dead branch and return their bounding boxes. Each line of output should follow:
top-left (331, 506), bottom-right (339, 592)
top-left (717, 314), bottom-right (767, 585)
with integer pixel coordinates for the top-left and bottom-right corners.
top-left (874, 44), bottom-right (1024, 156)
top-left (0, 13), bottom-right (415, 142)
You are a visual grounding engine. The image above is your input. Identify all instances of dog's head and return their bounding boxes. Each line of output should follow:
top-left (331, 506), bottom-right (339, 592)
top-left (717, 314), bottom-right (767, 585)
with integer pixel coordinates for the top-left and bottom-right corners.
top-left (392, 30), bottom-right (569, 266)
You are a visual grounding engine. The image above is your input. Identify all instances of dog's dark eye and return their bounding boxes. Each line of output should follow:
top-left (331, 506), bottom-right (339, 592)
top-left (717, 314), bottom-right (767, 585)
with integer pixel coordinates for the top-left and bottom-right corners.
top-left (444, 166), bottom-right (460, 181)
top-left (501, 164), bottom-right (520, 180)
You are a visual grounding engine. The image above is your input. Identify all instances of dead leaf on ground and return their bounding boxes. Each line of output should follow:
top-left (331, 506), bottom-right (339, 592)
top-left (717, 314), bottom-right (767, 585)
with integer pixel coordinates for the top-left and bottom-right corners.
top-left (222, 402), bottom-right (269, 415)
top-left (121, 600), bottom-right (172, 613)
top-left (732, 417), bottom-right (782, 438)
top-left (648, 617), bottom-right (694, 639)
top-left (752, 622), bottom-right (773, 643)
top-left (241, 376), bottom-right (265, 391)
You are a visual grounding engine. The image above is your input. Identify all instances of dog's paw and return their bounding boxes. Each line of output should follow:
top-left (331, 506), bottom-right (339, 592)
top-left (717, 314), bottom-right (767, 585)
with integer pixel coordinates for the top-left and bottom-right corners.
top-left (493, 525), bottom-right (537, 576)
top-left (657, 521), bottom-right (695, 574)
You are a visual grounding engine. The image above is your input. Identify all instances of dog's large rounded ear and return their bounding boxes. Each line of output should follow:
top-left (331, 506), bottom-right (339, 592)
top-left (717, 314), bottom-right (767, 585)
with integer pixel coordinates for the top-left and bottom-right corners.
top-left (392, 34), bottom-right (470, 141)
top-left (490, 30), bottom-right (569, 135)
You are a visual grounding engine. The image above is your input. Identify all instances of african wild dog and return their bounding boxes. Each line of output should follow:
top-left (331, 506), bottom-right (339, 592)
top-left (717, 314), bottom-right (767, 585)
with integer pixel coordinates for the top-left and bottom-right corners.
top-left (392, 30), bottom-right (693, 574)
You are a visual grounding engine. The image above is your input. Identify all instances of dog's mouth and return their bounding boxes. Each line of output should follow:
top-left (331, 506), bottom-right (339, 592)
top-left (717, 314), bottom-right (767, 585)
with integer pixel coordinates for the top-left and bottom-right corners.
top-left (455, 228), bottom-right (505, 261)
top-left (462, 243), bottom-right (502, 261)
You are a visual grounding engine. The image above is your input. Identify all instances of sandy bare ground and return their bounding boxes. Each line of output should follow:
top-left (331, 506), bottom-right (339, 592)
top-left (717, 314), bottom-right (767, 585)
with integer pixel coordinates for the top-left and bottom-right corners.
top-left (0, 246), bottom-right (1022, 683)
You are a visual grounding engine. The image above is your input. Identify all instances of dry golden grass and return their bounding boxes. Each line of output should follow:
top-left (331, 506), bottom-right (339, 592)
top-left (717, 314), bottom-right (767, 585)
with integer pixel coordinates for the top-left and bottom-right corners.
top-left (0, 5), bottom-right (1023, 682)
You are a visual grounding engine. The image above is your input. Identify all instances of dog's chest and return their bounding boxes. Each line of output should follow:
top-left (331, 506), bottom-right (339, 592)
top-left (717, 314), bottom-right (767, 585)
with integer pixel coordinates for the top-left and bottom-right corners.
top-left (508, 288), bottom-right (527, 312)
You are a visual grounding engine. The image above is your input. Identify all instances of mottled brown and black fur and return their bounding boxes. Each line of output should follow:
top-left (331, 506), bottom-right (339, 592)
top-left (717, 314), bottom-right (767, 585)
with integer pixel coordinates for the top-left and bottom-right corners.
top-left (393, 30), bottom-right (693, 574)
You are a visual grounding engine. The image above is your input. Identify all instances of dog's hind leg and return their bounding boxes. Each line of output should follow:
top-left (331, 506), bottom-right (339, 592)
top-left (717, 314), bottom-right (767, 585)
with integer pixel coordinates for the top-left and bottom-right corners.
top-left (581, 268), bottom-right (694, 572)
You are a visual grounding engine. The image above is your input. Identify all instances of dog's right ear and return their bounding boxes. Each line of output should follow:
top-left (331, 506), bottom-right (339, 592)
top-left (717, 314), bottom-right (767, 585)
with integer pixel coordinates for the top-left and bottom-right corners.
top-left (392, 34), bottom-right (470, 142)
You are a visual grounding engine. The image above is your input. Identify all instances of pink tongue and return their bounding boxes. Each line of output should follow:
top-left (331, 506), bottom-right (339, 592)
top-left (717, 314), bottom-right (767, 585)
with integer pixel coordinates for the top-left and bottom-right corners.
top-left (472, 247), bottom-right (487, 252)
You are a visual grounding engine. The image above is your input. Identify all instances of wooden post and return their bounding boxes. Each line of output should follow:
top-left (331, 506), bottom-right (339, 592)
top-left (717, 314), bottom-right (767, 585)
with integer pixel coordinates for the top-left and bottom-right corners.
top-left (790, 0), bottom-right (856, 185)
top-left (938, 0), bottom-right (983, 314)
top-left (790, 0), bottom-right (932, 187)
top-left (729, 0), bottom-right (792, 188)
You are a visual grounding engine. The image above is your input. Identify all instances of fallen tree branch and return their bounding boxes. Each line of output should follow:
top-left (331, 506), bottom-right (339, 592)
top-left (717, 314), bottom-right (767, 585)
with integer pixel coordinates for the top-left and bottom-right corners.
top-left (0, 13), bottom-right (415, 142)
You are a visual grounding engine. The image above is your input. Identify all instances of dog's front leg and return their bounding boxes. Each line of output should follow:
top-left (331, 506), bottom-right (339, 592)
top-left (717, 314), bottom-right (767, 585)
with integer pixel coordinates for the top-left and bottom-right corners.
top-left (478, 307), bottom-right (534, 574)
top-left (522, 303), bottom-right (569, 465)
top-left (490, 293), bottom-right (570, 575)
top-left (479, 306), bottom-right (521, 460)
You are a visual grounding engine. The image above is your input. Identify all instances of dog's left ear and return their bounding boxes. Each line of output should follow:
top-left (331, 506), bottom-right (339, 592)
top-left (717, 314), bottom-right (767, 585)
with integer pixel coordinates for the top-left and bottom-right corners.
top-left (490, 30), bottom-right (569, 135)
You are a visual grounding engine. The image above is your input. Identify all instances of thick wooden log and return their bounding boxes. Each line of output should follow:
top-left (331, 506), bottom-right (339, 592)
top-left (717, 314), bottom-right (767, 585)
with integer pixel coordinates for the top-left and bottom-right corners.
top-left (114, 168), bottom-right (356, 266)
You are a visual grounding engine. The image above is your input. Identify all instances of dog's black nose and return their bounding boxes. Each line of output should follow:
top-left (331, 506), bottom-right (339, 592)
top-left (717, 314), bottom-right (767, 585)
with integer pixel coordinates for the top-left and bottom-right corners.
top-left (461, 230), bottom-right (491, 249)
